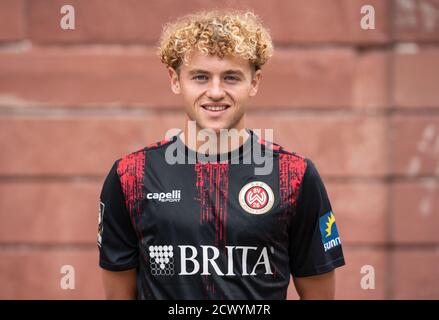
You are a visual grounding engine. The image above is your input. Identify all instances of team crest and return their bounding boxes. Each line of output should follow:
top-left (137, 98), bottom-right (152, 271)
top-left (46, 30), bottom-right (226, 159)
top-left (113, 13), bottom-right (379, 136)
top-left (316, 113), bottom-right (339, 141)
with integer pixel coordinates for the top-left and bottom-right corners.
top-left (239, 181), bottom-right (274, 215)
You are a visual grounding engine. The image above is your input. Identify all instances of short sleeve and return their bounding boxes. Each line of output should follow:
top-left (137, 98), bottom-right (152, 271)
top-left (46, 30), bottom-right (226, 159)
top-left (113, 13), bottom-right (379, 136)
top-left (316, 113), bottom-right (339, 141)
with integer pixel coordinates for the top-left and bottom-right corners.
top-left (98, 160), bottom-right (139, 271)
top-left (289, 159), bottom-right (345, 277)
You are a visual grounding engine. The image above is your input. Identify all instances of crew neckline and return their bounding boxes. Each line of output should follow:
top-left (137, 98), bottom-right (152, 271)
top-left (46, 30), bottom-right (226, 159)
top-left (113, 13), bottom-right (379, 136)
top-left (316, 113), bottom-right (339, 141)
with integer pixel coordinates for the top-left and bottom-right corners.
top-left (173, 128), bottom-right (256, 163)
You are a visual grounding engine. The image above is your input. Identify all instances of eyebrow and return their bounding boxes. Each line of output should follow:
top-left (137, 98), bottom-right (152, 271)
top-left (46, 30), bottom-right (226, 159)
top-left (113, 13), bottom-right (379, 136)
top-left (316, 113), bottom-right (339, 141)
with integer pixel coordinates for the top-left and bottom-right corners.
top-left (188, 69), bottom-right (246, 77)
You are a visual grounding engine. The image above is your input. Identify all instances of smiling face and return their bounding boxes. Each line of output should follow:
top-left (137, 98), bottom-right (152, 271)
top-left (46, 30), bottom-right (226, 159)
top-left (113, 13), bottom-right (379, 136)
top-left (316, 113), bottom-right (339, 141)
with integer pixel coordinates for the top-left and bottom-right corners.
top-left (168, 50), bottom-right (262, 133)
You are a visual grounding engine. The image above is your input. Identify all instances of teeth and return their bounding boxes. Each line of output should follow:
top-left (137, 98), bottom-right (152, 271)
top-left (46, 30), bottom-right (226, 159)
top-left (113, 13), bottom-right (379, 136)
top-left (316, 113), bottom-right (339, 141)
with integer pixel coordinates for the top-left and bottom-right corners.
top-left (203, 105), bottom-right (228, 111)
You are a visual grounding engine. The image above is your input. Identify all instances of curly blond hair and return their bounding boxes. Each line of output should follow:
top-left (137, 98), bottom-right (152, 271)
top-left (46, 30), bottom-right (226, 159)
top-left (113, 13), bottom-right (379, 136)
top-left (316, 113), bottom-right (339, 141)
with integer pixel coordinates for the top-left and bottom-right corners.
top-left (157, 9), bottom-right (274, 72)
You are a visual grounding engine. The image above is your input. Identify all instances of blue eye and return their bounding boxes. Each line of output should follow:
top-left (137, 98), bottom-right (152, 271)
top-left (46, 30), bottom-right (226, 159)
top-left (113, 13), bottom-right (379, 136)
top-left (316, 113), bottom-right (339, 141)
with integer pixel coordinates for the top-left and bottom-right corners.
top-left (225, 76), bottom-right (239, 81)
top-left (193, 75), bottom-right (208, 81)
top-left (191, 75), bottom-right (240, 82)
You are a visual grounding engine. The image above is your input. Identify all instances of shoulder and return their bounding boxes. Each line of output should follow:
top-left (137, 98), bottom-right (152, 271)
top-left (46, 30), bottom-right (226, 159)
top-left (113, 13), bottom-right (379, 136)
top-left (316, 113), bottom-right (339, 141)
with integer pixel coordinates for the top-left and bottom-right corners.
top-left (257, 135), bottom-right (309, 170)
top-left (115, 137), bottom-right (175, 176)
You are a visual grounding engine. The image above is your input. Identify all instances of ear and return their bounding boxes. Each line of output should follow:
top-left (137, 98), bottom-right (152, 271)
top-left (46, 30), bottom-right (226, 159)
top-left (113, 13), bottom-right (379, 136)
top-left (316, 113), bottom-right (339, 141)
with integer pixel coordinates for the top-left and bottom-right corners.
top-left (168, 67), bottom-right (181, 94)
top-left (249, 69), bottom-right (262, 97)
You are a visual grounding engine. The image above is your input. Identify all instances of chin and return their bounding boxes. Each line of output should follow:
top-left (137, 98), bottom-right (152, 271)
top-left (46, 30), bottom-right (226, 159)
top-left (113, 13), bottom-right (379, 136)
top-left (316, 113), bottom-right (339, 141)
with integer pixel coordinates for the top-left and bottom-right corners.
top-left (196, 120), bottom-right (226, 131)
top-left (203, 124), bottom-right (234, 133)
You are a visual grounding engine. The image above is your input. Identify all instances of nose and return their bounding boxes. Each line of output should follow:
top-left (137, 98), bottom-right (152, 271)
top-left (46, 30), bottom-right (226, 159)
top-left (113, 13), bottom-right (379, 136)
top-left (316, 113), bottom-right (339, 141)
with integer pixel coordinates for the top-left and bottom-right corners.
top-left (206, 78), bottom-right (226, 100)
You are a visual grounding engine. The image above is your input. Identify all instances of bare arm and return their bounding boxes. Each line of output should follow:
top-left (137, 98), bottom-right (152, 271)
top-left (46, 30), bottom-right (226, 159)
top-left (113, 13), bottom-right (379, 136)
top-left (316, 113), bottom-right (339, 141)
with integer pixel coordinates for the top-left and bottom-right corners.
top-left (293, 270), bottom-right (336, 300)
top-left (102, 268), bottom-right (137, 300)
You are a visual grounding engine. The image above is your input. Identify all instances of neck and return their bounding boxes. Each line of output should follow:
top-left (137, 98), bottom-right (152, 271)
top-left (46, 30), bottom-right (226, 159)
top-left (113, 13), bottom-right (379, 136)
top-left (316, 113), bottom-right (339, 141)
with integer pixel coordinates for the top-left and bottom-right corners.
top-left (181, 121), bottom-right (250, 155)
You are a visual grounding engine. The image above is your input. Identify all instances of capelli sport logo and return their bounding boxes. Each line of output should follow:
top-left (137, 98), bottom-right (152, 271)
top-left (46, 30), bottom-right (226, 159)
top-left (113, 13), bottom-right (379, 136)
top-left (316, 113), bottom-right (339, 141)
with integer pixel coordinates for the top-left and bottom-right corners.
top-left (319, 211), bottom-right (341, 252)
top-left (146, 190), bottom-right (181, 202)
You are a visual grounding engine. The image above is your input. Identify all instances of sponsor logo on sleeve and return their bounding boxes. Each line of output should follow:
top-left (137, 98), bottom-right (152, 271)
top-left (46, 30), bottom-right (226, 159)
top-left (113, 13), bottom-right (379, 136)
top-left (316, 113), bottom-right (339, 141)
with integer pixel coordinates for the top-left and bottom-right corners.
top-left (319, 211), bottom-right (341, 252)
top-left (97, 201), bottom-right (105, 247)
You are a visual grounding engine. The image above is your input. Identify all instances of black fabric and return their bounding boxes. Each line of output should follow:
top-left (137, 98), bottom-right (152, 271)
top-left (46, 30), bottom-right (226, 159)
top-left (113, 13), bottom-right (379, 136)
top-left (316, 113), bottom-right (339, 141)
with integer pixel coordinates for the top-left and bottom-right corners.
top-left (98, 129), bottom-right (345, 299)
top-left (289, 159), bottom-right (345, 277)
top-left (98, 160), bottom-right (139, 271)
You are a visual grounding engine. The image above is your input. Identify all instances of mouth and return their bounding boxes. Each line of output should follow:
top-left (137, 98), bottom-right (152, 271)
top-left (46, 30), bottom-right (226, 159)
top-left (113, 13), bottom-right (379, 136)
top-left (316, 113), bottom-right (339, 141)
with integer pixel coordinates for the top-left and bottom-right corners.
top-left (200, 103), bottom-right (231, 114)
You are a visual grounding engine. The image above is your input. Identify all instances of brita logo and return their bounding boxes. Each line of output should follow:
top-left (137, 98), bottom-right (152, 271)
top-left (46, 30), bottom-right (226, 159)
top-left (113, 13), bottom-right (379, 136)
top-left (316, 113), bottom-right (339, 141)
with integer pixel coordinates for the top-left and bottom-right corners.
top-left (146, 190), bottom-right (181, 202)
top-left (148, 245), bottom-right (273, 277)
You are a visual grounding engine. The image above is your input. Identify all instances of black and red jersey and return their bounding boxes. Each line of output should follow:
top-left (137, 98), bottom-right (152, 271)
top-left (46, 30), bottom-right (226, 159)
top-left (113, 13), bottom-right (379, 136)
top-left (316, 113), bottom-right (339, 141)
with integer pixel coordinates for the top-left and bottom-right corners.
top-left (98, 128), bottom-right (345, 299)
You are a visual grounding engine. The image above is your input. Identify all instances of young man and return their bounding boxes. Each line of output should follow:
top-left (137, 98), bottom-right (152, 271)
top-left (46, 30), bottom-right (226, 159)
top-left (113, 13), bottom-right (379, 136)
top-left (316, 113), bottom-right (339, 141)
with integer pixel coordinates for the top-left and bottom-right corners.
top-left (98, 10), bottom-right (345, 300)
